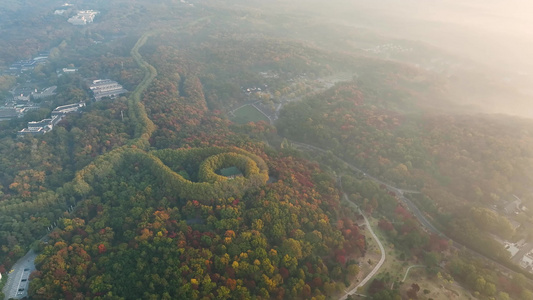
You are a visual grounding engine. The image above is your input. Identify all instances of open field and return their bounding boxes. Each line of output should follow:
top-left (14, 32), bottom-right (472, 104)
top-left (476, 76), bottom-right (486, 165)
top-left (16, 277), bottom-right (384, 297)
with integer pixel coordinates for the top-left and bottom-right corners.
top-left (231, 104), bottom-right (270, 124)
top-left (399, 267), bottom-right (473, 300)
top-left (370, 218), bottom-right (406, 281)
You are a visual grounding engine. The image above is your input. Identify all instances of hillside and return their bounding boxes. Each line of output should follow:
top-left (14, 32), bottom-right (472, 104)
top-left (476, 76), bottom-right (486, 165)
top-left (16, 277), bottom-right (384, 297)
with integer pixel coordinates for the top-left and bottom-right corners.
top-left (277, 75), bottom-right (533, 262)
top-left (2, 0), bottom-right (533, 299)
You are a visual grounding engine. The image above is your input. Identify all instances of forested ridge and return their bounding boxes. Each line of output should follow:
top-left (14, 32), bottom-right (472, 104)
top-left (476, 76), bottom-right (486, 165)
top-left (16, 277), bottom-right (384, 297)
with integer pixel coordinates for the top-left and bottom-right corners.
top-left (277, 76), bottom-right (533, 265)
top-left (3, 1), bottom-right (533, 299)
top-left (29, 148), bottom-right (365, 299)
top-left (0, 30), bottom-right (368, 299)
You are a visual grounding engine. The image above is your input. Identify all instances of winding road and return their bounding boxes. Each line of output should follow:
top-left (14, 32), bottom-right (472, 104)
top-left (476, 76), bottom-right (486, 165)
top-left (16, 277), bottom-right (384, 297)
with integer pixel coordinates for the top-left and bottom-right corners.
top-left (289, 140), bottom-right (533, 285)
top-left (339, 190), bottom-right (386, 300)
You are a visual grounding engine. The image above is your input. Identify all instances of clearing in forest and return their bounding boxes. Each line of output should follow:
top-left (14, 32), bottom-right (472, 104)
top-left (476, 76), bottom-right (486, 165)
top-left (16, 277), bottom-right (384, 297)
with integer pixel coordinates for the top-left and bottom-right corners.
top-left (231, 104), bottom-right (270, 124)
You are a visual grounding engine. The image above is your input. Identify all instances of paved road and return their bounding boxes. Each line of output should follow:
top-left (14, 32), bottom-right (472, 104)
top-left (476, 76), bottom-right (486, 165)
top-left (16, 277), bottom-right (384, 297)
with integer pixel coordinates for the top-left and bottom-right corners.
top-left (395, 192), bottom-right (441, 235)
top-left (291, 141), bottom-right (419, 194)
top-left (339, 181), bottom-right (385, 300)
top-left (2, 249), bottom-right (37, 299)
top-left (290, 140), bottom-right (532, 282)
top-left (341, 212), bottom-right (385, 299)
top-left (292, 141), bottom-right (442, 236)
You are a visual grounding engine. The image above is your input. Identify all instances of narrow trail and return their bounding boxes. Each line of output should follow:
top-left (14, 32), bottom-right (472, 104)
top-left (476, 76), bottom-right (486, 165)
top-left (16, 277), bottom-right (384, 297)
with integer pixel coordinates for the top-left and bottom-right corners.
top-left (402, 265), bottom-right (425, 282)
top-left (390, 265), bottom-right (426, 289)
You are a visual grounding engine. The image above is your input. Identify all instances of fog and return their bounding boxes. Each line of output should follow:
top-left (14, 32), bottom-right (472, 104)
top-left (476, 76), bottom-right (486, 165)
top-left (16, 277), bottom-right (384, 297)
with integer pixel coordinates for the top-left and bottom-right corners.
top-left (336, 0), bottom-right (533, 115)
top-left (243, 0), bottom-right (533, 116)
top-left (339, 0), bottom-right (533, 74)
top-left (282, 0), bottom-right (533, 71)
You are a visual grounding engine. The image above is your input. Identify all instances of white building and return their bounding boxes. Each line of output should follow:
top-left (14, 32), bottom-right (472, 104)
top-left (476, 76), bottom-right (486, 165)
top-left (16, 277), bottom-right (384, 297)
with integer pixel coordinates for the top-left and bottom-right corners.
top-left (68, 10), bottom-right (99, 25)
top-left (90, 79), bottom-right (127, 101)
top-left (52, 102), bottom-right (85, 116)
top-left (18, 116), bottom-right (60, 136)
top-left (521, 253), bottom-right (533, 269)
top-left (32, 86), bottom-right (57, 100)
top-left (505, 242), bottom-right (520, 257)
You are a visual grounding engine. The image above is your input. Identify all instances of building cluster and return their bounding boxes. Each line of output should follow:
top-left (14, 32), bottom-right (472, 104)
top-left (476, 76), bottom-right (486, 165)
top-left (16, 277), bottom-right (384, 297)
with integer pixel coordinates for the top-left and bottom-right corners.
top-left (497, 195), bottom-right (533, 273)
top-left (68, 10), bottom-right (99, 26)
top-left (11, 86), bottom-right (56, 102)
top-left (0, 108), bottom-right (22, 121)
top-left (18, 117), bottom-right (62, 136)
top-left (9, 52), bottom-right (49, 73)
top-left (31, 86), bottom-right (57, 100)
top-left (0, 104), bottom-right (40, 121)
top-left (90, 79), bottom-right (127, 101)
top-left (0, 103), bottom-right (43, 121)
top-left (505, 239), bottom-right (533, 273)
top-left (0, 85), bottom-right (57, 122)
top-left (520, 250), bottom-right (533, 271)
top-left (17, 102), bottom-right (85, 136)
top-left (242, 85), bottom-right (268, 95)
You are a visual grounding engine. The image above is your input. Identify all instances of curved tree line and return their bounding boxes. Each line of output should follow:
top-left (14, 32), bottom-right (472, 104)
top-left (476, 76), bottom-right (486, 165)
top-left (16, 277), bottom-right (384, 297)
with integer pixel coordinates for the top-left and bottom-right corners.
top-left (68, 146), bottom-right (268, 205)
top-left (152, 147), bottom-right (269, 202)
top-left (54, 33), bottom-right (270, 214)
top-left (128, 32), bottom-right (157, 148)
top-left (64, 32), bottom-right (160, 200)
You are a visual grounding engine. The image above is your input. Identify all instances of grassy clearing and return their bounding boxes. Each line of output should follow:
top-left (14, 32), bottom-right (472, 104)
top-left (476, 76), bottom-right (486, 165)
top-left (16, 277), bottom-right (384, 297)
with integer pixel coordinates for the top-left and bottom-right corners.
top-left (231, 105), bottom-right (270, 124)
top-left (399, 268), bottom-right (473, 300)
top-left (370, 217), bottom-right (406, 280)
top-left (350, 221), bottom-right (382, 291)
top-left (354, 217), bottom-right (405, 294)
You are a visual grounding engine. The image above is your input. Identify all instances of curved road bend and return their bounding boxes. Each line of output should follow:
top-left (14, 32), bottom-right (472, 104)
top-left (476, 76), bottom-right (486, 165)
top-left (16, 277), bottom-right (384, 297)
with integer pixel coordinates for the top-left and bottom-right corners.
top-left (339, 183), bottom-right (385, 300)
top-left (289, 140), bottom-right (532, 282)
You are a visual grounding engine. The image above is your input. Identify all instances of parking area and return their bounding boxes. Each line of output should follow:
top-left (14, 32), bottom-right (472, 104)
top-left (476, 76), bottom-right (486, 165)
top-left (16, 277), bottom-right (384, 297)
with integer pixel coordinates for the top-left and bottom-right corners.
top-left (2, 250), bottom-right (37, 299)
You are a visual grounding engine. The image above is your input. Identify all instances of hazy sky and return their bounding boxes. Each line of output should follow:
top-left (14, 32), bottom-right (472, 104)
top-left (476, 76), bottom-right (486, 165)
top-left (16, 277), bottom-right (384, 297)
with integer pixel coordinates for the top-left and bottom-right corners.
top-left (267, 0), bottom-right (533, 75)
top-left (252, 0), bottom-right (533, 115)
top-left (336, 0), bottom-right (533, 74)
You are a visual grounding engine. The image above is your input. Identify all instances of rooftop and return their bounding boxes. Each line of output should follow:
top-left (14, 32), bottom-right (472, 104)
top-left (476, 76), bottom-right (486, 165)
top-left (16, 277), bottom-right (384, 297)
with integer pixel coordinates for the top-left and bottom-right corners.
top-left (90, 79), bottom-right (127, 101)
top-left (0, 108), bottom-right (19, 119)
top-left (52, 102), bottom-right (85, 115)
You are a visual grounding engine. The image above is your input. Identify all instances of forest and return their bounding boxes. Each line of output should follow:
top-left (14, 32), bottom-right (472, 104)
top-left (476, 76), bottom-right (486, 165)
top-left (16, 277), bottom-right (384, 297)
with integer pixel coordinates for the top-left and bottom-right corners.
top-left (21, 34), bottom-right (369, 298)
top-left (2, 0), bottom-right (533, 299)
top-left (29, 146), bottom-right (365, 299)
top-left (276, 72), bottom-right (533, 268)
top-left (1, 11), bottom-right (368, 297)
